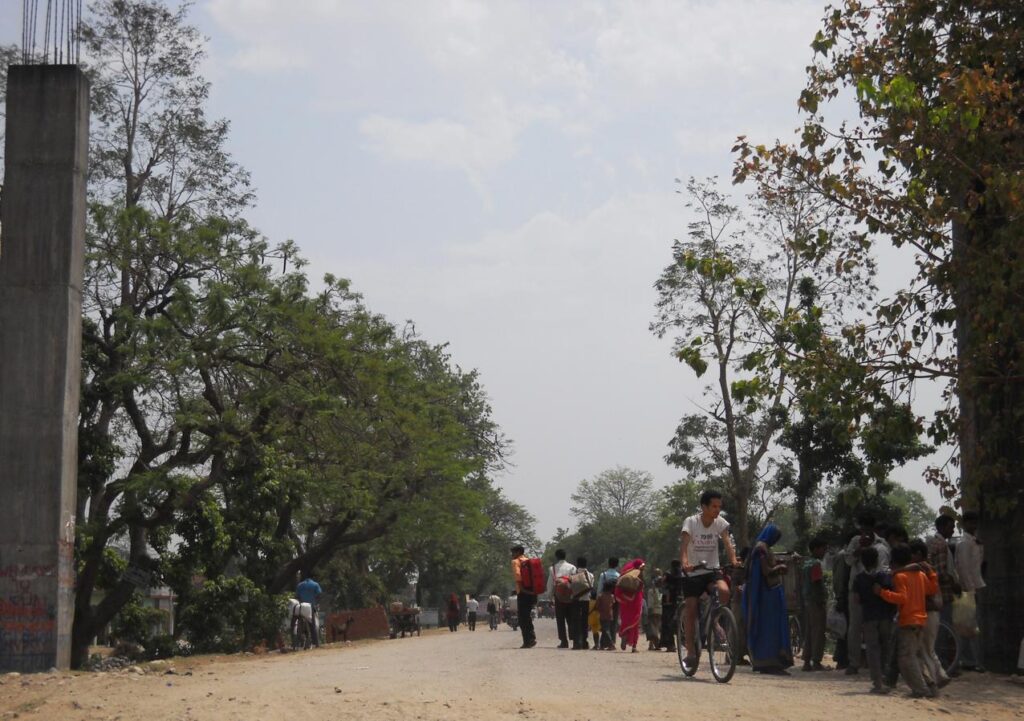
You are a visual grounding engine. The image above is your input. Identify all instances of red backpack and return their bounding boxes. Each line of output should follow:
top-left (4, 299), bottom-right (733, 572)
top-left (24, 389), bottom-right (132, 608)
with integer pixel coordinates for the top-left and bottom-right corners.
top-left (519, 557), bottom-right (546, 595)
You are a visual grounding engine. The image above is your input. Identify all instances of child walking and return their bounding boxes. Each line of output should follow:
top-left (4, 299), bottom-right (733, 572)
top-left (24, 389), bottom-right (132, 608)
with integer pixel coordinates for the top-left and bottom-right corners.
top-left (875, 543), bottom-right (939, 698)
top-left (853, 546), bottom-right (895, 693)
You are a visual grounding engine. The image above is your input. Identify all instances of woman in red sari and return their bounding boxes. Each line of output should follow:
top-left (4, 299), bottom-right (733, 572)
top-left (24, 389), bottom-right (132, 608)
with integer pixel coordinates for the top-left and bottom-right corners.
top-left (446, 593), bottom-right (460, 632)
top-left (614, 558), bottom-right (646, 652)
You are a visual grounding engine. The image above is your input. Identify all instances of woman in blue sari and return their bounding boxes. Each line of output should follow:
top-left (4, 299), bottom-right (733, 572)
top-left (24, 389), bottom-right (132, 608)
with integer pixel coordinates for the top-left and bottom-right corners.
top-left (743, 523), bottom-right (793, 674)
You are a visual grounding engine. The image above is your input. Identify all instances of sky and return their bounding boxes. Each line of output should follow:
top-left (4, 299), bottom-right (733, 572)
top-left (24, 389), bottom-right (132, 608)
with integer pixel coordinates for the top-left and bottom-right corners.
top-left (2, 1), bottom-right (947, 541)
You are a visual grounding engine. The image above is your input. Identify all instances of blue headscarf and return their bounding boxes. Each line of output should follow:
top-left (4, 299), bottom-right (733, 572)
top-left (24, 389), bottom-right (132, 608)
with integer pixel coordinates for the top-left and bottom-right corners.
top-left (757, 523), bottom-right (782, 547)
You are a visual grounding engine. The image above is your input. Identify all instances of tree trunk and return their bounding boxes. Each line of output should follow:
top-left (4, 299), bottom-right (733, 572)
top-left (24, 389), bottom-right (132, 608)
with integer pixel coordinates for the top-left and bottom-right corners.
top-left (953, 214), bottom-right (1024, 673)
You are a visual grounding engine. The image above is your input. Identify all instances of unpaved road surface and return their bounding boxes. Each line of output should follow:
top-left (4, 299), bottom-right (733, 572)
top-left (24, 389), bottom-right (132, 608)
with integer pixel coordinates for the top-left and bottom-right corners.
top-left (2, 619), bottom-right (1022, 720)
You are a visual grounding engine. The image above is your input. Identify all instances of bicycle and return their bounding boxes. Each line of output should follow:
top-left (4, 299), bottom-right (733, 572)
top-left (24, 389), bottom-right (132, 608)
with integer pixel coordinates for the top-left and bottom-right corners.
top-left (672, 564), bottom-right (739, 683)
top-left (788, 613), bottom-right (802, 660)
top-left (934, 619), bottom-right (960, 675)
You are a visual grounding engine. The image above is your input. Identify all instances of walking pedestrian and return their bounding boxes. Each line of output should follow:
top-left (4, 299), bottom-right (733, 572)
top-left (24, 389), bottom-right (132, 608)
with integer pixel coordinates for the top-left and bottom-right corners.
top-left (446, 593), bottom-right (460, 632)
top-left (954, 511), bottom-right (986, 672)
top-left (571, 557), bottom-right (594, 650)
top-left (487, 591), bottom-right (502, 630)
top-left (510, 545), bottom-right (537, 648)
top-left (596, 558), bottom-right (621, 638)
top-left (466, 596), bottom-right (479, 631)
top-left (615, 559), bottom-right (645, 652)
top-left (547, 548), bottom-right (577, 649)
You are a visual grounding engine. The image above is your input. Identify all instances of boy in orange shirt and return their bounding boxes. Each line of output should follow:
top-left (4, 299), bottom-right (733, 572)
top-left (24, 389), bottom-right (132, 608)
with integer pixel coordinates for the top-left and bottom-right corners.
top-left (873, 543), bottom-right (939, 698)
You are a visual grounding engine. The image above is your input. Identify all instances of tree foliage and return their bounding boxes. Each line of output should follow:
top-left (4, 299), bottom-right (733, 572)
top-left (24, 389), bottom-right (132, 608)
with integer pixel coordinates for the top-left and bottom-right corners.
top-left (0, 0), bottom-right (526, 665)
top-left (733, 0), bottom-right (1024, 670)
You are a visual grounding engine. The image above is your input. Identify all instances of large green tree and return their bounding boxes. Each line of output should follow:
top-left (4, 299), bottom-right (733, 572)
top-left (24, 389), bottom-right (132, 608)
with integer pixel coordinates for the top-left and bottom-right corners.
top-left (652, 179), bottom-right (864, 546)
top-left (734, 0), bottom-right (1024, 670)
top-left (28, 0), bottom-right (518, 666)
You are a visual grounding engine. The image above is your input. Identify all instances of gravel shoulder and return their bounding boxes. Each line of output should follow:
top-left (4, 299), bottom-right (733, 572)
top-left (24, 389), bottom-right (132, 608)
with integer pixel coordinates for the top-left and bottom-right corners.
top-left (2, 619), bottom-right (1022, 721)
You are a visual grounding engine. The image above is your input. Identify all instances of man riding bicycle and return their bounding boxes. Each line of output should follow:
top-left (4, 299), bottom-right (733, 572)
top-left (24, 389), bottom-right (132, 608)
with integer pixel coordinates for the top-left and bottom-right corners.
top-left (679, 489), bottom-right (739, 670)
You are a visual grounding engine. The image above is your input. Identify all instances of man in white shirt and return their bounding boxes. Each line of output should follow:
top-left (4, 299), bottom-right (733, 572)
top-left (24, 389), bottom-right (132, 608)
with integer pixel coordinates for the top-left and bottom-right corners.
top-left (679, 489), bottom-right (738, 669)
top-left (954, 510), bottom-right (986, 671)
top-left (487, 592), bottom-right (503, 630)
top-left (546, 548), bottom-right (577, 648)
top-left (466, 596), bottom-right (480, 631)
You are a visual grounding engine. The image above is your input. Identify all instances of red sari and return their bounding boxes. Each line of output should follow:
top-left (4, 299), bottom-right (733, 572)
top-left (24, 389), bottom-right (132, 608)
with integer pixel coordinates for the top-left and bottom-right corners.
top-left (614, 558), bottom-right (645, 649)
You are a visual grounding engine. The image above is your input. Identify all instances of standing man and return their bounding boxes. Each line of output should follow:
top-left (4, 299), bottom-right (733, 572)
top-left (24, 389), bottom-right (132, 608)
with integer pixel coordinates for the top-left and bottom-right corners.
top-left (547, 549), bottom-right (576, 649)
top-left (571, 557), bottom-right (594, 650)
top-left (510, 544), bottom-right (537, 648)
top-left (595, 558), bottom-right (621, 642)
top-left (487, 591), bottom-right (502, 631)
top-left (954, 511), bottom-right (986, 672)
top-left (927, 515), bottom-right (960, 667)
top-left (679, 490), bottom-right (738, 669)
top-left (296, 571), bottom-right (323, 648)
top-left (842, 513), bottom-right (890, 675)
top-left (466, 596), bottom-right (479, 631)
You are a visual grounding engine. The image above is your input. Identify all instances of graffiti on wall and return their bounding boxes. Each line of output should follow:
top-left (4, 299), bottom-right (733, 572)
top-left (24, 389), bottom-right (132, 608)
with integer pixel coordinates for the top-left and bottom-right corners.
top-left (0, 565), bottom-right (58, 670)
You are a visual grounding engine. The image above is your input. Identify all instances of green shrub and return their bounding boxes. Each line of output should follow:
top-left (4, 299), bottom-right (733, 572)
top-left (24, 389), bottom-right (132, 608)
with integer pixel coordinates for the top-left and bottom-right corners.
top-left (109, 593), bottom-right (167, 645)
top-left (177, 577), bottom-right (287, 654)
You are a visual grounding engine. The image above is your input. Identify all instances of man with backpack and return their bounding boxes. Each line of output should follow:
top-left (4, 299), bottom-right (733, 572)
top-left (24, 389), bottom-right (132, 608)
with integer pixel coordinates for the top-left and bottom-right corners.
top-left (511, 544), bottom-right (538, 648)
top-left (548, 548), bottom-right (577, 648)
top-left (595, 557), bottom-right (621, 639)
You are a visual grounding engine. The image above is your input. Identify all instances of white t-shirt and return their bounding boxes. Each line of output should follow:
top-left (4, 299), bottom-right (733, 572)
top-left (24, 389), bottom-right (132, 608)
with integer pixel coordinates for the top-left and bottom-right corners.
top-left (681, 514), bottom-right (730, 569)
top-left (466, 598), bottom-right (480, 613)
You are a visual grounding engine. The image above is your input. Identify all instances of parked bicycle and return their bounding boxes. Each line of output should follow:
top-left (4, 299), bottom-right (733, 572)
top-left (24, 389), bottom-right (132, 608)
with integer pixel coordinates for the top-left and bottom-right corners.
top-left (934, 619), bottom-right (960, 675)
top-left (672, 563), bottom-right (739, 683)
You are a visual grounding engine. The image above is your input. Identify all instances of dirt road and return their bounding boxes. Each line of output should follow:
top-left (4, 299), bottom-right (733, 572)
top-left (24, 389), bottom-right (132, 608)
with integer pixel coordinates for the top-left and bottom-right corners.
top-left (2, 619), bottom-right (1022, 720)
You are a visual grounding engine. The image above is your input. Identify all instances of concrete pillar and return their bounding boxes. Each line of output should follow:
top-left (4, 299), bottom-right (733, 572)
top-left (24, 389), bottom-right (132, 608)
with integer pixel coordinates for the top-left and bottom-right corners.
top-left (0, 65), bottom-right (89, 672)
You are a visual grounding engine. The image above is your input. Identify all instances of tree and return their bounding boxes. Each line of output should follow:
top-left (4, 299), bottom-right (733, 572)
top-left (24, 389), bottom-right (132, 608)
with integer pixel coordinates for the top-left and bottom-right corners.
top-left (82, 0), bottom-right (251, 216)
top-left (61, 0), bottom-right (514, 666)
top-left (546, 467), bottom-right (661, 571)
top-left (733, 0), bottom-right (1024, 670)
top-left (886, 485), bottom-right (936, 539)
top-left (570, 466), bottom-right (658, 526)
top-left (652, 179), bottom-right (861, 546)
top-left (644, 479), bottom-right (703, 567)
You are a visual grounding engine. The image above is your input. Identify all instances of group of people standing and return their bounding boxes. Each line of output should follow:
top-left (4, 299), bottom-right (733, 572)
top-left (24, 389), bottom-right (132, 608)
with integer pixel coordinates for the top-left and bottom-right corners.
top-left (504, 489), bottom-right (994, 698)
top-left (821, 510), bottom-right (987, 696)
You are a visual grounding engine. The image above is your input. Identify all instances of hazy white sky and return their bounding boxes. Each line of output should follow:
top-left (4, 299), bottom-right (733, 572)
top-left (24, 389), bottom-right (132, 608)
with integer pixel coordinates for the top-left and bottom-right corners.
top-left (2, 1), bottom-right (946, 539)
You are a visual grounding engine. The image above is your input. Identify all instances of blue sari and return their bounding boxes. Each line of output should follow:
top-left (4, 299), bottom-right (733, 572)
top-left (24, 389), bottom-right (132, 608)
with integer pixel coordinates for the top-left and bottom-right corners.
top-left (742, 524), bottom-right (793, 671)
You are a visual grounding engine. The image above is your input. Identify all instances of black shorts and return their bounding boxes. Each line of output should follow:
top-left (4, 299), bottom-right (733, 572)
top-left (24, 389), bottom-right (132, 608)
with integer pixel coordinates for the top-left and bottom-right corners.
top-left (680, 570), bottom-right (724, 599)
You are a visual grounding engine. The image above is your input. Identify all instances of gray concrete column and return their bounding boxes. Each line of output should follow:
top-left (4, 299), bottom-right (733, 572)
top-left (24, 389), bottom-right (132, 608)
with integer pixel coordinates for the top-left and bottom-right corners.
top-left (0, 65), bottom-right (89, 672)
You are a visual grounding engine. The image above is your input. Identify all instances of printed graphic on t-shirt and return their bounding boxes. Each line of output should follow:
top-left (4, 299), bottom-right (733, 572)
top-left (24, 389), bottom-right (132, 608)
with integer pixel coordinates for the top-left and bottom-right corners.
top-left (682, 515), bottom-right (729, 569)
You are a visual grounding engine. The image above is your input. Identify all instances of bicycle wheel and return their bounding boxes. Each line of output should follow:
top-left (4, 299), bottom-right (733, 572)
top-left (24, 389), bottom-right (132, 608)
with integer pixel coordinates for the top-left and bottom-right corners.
top-left (707, 606), bottom-right (738, 683)
top-left (676, 606), bottom-right (700, 677)
top-left (935, 620), bottom-right (960, 675)
top-left (789, 614), bottom-right (803, 660)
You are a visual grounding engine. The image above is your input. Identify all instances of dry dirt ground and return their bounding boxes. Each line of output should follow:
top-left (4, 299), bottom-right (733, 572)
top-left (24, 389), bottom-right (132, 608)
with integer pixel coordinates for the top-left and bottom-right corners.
top-left (2, 619), bottom-right (1022, 721)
